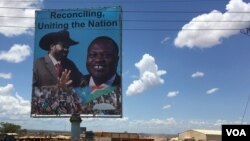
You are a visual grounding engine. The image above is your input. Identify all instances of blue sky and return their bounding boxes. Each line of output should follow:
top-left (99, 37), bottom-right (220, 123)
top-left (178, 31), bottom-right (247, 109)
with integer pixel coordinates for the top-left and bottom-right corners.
top-left (1, 0), bottom-right (250, 134)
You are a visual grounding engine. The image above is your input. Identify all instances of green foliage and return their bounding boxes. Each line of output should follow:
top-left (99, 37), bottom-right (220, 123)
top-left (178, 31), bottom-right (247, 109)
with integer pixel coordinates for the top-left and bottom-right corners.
top-left (0, 122), bottom-right (21, 133)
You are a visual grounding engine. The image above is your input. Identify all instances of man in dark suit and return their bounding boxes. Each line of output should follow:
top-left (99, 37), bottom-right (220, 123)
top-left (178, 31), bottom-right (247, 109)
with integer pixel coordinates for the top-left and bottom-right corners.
top-left (31, 29), bottom-right (85, 115)
top-left (33, 29), bottom-right (85, 88)
top-left (85, 36), bottom-right (121, 87)
top-left (80, 36), bottom-right (121, 115)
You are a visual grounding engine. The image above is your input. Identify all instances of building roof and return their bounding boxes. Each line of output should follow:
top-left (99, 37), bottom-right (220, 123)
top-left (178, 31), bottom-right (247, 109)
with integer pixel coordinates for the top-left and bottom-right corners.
top-left (1, 133), bottom-right (18, 136)
top-left (192, 129), bottom-right (221, 135)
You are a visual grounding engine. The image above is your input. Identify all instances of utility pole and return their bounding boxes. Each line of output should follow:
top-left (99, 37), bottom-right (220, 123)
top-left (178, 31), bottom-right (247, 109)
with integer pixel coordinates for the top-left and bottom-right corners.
top-left (70, 114), bottom-right (82, 141)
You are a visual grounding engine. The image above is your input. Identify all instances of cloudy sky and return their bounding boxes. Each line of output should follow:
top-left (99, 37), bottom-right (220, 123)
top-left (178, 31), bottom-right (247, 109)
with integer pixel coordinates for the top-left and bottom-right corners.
top-left (1, 0), bottom-right (250, 134)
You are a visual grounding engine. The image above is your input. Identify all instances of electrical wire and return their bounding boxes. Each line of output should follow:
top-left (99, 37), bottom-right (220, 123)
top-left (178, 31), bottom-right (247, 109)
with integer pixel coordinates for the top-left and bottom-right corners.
top-left (241, 92), bottom-right (250, 124)
top-left (1, 7), bottom-right (250, 14)
top-left (1, 16), bottom-right (250, 23)
top-left (0, 1), bottom-right (249, 30)
top-left (1, 0), bottom-right (232, 3)
top-left (0, 25), bottom-right (248, 31)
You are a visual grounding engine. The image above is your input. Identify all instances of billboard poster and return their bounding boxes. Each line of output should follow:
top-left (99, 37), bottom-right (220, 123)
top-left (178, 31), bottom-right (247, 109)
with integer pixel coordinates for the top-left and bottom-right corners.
top-left (31, 7), bottom-right (122, 117)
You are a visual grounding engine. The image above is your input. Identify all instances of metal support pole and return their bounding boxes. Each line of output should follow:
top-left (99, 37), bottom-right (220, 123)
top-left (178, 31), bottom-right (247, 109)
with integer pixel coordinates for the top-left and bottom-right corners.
top-left (70, 114), bottom-right (82, 141)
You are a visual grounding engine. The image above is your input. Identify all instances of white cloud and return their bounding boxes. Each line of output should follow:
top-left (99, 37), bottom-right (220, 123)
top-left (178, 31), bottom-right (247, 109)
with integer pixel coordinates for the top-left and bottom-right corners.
top-left (82, 118), bottom-right (227, 134)
top-left (189, 120), bottom-right (207, 126)
top-left (0, 44), bottom-right (31, 63)
top-left (161, 37), bottom-right (170, 44)
top-left (148, 118), bottom-right (176, 126)
top-left (213, 119), bottom-right (228, 126)
top-left (63, 118), bottom-right (239, 133)
top-left (129, 118), bottom-right (176, 128)
top-left (0, 73), bottom-right (12, 79)
top-left (0, 84), bottom-right (14, 95)
top-left (126, 54), bottom-right (167, 96)
top-left (0, 93), bottom-right (30, 115)
top-left (167, 91), bottom-right (179, 97)
top-left (174, 0), bottom-right (250, 48)
top-left (0, 0), bottom-right (43, 37)
top-left (206, 88), bottom-right (219, 94)
top-left (0, 108), bottom-right (238, 134)
top-left (0, 84), bottom-right (30, 115)
top-left (114, 117), bottom-right (129, 122)
top-left (162, 104), bottom-right (171, 110)
top-left (191, 71), bottom-right (205, 78)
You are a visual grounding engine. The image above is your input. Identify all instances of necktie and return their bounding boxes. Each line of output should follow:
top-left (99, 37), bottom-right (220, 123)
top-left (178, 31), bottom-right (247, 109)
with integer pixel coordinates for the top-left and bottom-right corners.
top-left (55, 63), bottom-right (62, 77)
top-left (91, 85), bottom-right (105, 92)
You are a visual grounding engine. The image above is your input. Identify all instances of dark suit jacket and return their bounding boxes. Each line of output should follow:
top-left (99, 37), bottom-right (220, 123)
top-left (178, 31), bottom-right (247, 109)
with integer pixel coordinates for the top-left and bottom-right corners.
top-left (81, 74), bottom-right (121, 115)
top-left (33, 55), bottom-right (84, 87)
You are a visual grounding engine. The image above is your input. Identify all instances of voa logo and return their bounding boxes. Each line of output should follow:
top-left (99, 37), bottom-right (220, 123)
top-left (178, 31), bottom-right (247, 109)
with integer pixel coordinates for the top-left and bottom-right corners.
top-left (226, 129), bottom-right (246, 136)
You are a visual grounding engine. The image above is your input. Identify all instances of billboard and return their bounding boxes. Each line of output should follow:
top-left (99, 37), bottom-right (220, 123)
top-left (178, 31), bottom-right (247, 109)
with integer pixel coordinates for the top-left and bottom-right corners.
top-left (31, 7), bottom-right (122, 117)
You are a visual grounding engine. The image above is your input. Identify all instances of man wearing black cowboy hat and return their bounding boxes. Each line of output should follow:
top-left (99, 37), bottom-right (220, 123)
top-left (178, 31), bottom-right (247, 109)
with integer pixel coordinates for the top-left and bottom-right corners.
top-left (32, 29), bottom-right (85, 88)
top-left (31, 29), bottom-right (86, 115)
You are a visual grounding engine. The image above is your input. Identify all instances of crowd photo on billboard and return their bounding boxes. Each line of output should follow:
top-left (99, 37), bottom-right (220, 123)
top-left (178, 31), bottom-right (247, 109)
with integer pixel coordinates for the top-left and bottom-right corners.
top-left (31, 7), bottom-right (122, 117)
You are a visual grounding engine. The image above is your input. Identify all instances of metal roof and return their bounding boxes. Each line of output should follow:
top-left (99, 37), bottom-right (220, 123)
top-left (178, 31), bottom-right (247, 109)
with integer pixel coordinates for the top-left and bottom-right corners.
top-left (192, 129), bottom-right (221, 135)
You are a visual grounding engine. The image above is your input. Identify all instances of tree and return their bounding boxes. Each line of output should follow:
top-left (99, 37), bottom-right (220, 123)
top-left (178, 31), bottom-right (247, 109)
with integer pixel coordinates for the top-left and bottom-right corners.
top-left (19, 129), bottom-right (28, 136)
top-left (0, 122), bottom-right (21, 133)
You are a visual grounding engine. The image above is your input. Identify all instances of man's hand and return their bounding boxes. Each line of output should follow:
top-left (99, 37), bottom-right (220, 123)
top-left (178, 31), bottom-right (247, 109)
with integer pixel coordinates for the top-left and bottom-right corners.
top-left (57, 69), bottom-right (73, 90)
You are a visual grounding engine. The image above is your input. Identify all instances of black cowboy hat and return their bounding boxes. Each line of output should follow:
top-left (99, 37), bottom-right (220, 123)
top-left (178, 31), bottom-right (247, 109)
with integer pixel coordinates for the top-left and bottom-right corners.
top-left (39, 29), bottom-right (79, 51)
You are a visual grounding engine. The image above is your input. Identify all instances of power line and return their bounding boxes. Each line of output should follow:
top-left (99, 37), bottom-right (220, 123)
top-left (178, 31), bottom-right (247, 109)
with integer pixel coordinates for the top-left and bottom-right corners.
top-left (241, 92), bottom-right (250, 124)
top-left (1, 6), bottom-right (250, 14)
top-left (123, 10), bottom-right (250, 14)
top-left (0, 1), bottom-right (249, 31)
top-left (1, 16), bottom-right (250, 23)
top-left (0, 0), bottom-right (231, 3)
top-left (0, 16), bottom-right (34, 19)
top-left (0, 7), bottom-right (40, 10)
top-left (124, 19), bottom-right (250, 23)
top-left (0, 25), bottom-right (246, 31)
